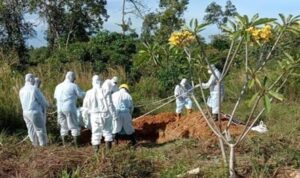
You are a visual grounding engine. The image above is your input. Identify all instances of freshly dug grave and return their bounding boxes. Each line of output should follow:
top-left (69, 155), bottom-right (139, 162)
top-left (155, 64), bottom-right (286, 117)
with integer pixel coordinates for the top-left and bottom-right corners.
top-left (79, 112), bottom-right (245, 144)
top-left (133, 112), bottom-right (245, 144)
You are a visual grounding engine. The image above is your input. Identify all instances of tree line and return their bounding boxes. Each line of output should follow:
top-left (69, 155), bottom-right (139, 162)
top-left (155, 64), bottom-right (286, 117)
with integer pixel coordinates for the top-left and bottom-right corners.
top-left (0, 0), bottom-right (237, 66)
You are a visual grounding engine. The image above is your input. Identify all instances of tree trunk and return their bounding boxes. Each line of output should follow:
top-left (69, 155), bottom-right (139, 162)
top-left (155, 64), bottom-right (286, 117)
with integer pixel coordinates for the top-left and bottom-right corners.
top-left (229, 144), bottom-right (236, 178)
top-left (219, 137), bottom-right (227, 165)
top-left (121, 0), bottom-right (126, 35)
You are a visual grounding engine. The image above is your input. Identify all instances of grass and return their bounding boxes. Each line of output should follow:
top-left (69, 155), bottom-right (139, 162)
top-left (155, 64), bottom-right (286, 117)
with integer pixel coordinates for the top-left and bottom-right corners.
top-left (0, 116), bottom-right (299, 178)
top-left (0, 61), bottom-right (128, 131)
top-left (1, 59), bottom-right (300, 177)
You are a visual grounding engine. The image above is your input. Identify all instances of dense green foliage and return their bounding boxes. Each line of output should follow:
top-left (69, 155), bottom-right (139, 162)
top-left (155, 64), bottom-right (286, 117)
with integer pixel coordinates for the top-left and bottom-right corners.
top-left (29, 0), bottom-right (109, 48)
top-left (0, 0), bottom-right (34, 65)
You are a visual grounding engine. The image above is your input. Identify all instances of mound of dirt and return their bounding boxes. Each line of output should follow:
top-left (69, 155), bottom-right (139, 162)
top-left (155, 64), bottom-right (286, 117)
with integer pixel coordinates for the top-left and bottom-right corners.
top-left (133, 112), bottom-right (245, 144)
top-left (133, 112), bottom-right (176, 142)
top-left (79, 112), bottom-right (245, 144)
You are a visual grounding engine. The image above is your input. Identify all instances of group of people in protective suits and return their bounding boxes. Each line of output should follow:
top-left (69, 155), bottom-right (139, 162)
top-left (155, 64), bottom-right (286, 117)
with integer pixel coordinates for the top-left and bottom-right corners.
top-left (19, 71), bottom-right (136, 153)
top-left (19, 63), bottom-right (223, 151)
top-left (174, 64), bottom-right (224, 121)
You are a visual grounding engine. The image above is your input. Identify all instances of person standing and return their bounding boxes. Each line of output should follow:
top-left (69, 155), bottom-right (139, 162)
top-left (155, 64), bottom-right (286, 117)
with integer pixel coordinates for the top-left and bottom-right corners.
top-left (83, 75), bottom-right (116, 152)
top-left (34, 77), bottom-right (49, 144)
top-left (174, 78), bottom-right (193, 119)
top-left (54, 71), bottom-right (85, 147)
top-left (34, 77), bottom-right (49, 123)
top-left (201, 64), bottom-right (224, 121)
top-left (19, 74), bottom-right (49, 146)
top-left (112, 84), bottom-right (136, 146)
top-left (102, 76), bottom-right (119, 94)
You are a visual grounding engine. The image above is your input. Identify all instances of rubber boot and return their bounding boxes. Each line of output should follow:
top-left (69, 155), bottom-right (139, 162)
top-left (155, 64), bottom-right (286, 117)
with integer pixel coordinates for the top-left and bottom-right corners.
top-left (61, 136), bottom-right (66, 146)
top-left (213, 114), bottom-right (218, 121)
top-left (73, 136), bottom-right (80, 148)
top-left (105, 141), bottom-right (112, 150)
top-left (176, 113), bottom-right (181, 121)
top-left (130, 133), bottom-right (137, 146)
top-left (93, 145), bottom-right (99, 153)
top-left (114, 133), bottom-right (119, 145)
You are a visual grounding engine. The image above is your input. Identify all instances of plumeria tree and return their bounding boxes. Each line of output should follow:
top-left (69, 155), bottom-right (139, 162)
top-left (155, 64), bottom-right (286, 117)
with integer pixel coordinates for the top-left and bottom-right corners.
top-left (169, 14), bottom-right (300, 177)
top-left (168, 30), bottom-right (197, 84)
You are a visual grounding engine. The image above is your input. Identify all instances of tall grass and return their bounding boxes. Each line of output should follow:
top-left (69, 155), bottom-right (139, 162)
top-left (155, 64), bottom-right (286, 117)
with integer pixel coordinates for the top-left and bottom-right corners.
top-left (0, 62), bottom-right (23, 130)
top-left (0, 61), bottom-right (128, 132)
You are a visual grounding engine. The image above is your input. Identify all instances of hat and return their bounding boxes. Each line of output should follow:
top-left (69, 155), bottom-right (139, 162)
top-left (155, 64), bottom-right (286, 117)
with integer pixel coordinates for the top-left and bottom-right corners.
top-left (119, 84), bottom-right (129, 91)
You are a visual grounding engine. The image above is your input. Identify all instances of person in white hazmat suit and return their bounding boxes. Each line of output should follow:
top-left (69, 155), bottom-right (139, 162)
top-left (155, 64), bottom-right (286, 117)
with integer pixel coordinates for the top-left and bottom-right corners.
top-left (102, 76), bottom-right (119, 94)
top-left (174, 78), bottom-right (193, 119)
top-left (83, 75), bottom-right (117, 152)
top-left (201, 64), bottom-right (224, 121)
top-left (34, 77), bottom-right (49, 144)
top-left (112, 84), bottom-right (137, 146)
top-left (79, 76), bottom-right (102, 130)
top-left (19, 74), bottom-right (49, 146)
top-left (34, 77), bottom-right (49, 123)
top-left (54, 71), bottom-right (85, 147)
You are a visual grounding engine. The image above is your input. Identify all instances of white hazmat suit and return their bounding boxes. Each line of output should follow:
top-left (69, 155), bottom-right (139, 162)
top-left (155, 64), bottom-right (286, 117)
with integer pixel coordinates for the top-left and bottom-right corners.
top-left (83, 75), bottom-right (117, 151)
top-left (19, 74), bottom-right (49, 146)
top-left (112, 88), bottom-right (134, 135)
top-left (54, 71), bottom-right (85, 140)
top-left (174, 78), bottom-right (193, 116)
top-left (112, 85), bottom-right (136, 145)
top-left (201, 65), bottom-right (224, 115)
top-left (102, 76), bottom-right (119, 94)
top-left (34, 77), bottom-right (49, 124)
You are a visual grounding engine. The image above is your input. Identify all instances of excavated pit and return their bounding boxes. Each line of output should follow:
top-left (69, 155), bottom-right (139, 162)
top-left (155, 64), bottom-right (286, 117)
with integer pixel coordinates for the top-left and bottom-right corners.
top-left (133, 112), bottom-right (245, 144)
top-left (79, 112), bottom-right (245, 144)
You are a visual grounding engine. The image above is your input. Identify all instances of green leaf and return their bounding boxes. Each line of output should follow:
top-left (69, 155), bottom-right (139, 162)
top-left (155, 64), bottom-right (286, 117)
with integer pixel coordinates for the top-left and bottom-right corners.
top-left (269, 91), bottom-right (284, 101)
top-left (251, 13), bottom-right (259, 23)
top-left (221, 25), bottom-right (233, 33)
top-left (139, 50), bottom-right (146, 54)
top-left (246, 32), bottom-right (251, 42)
top-left (189, 19), bottom-right (194, 28)
top-left (287, 26), bottom-right (300, 35)
top-left (252, 18), bottom-right (276, 26)
top-left (255, 77), bottom-right (262, 88)
top-left (194, 19), bottom-right (199, 28)
top-left (248, 79), bottom-right (255, 88)
top-left (264, 95), bottom-right (271, 113)
top-left (248, 92), bottom-right (259, 107)
top-left (263, 76), bottom-right (268, 86)
top-left (279, 13), bottom-right (286, 25)
top-left (284, 51), bottom-right (293, 61)
top-left (196, 22), bottom-right (210, 32)
top-left (228, 20), bottom-right (237, 31)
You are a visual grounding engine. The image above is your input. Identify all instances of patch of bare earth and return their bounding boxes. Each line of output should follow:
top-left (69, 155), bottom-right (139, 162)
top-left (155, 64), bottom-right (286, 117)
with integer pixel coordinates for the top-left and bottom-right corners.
top-left (133, 112), bottom-right (245, 143)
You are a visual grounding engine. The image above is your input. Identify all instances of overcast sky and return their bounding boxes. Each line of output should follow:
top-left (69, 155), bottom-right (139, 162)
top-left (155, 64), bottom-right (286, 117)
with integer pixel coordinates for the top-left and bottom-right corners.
top-left (26, 0), bottom-right (300, 48)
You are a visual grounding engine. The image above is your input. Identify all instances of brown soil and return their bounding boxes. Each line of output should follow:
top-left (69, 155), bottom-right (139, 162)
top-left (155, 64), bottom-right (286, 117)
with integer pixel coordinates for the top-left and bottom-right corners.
top-left (79, 112), bottom-right (245, 144)
top-left (133, 112), bottom-right (176, 142)
top-left (133, 112), bottom-right (245, 144)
